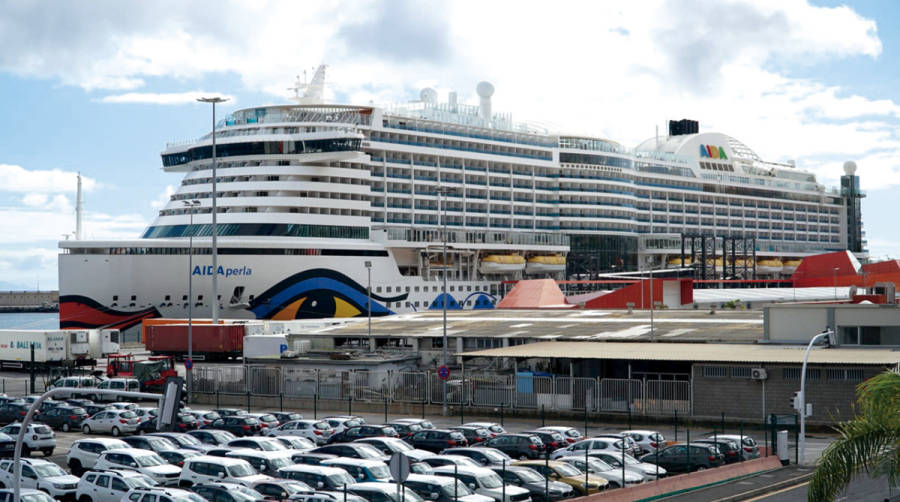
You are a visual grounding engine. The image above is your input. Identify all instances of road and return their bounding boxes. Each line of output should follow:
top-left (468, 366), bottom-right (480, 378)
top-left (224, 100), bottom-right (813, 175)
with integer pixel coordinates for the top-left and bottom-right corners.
top-left (745, 475), bottom-right (898, 502)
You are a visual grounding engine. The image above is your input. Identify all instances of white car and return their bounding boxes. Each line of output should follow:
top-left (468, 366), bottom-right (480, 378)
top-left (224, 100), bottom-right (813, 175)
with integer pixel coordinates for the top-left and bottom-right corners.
top-left (321, 416), bottom-right (362, 436)
top-left (82, 408), bottom-right (140, 436)
top-left (535, 426), bottom-right (582, 445)
top-left (0, 488), bottom-right (55, 502)
top-left (558, 456), bottom-right (644, 488)
top-left (108, 402), bottom-right (139, 411)
top-left (76, 469), bottom-right (156, 502)
top-left (461, 423), bottom-right (505, 437)
top-left (92, 379), bottom-right (141, 402)
top-left (402, 474), bottom-right (494, 502)
top-left (272, 435), bottom-right (316, 450)
top-left (592, 434), bottom-right (640, 457)
top-left (121, 486), bottom-right (206, 502)
top-left (621, 430), bottom-right (666, 456)
top-left (179, 455), bottom-right (273, 488)
top-left (186, 429), bottom-right (237, 446)
top-left (226, 437), bottom-right (288, 452)
top-left (225, 449), bottom-right (296, 477)
top-left (48, 375), bottom-right (102, 400)
top-left (0, 423), bottom-right (55, 457)
top-left (349, 482), bottom-right (424, 502)
top-left (133, 407), bottom-right (159, 424)
top-left (0, 458), bottom-right (80, 499)
top-left (67, 437), bottom-right (131, 475)
top-left (587, 450), bottom-right (667, 481)
top-left (94, 448), bottom-right (182, 486)
top-left (432, 465), bottom-right (531, 502)
top-left (277, 465), bottom-right (356, 491)
top-left (549, 438), bottom-right (624, 460)
top-left (269, 419), bottom-right (334, 445)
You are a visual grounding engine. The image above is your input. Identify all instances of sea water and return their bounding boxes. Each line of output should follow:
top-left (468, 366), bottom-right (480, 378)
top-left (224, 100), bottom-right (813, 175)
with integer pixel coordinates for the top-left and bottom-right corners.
top-left (0, 312), bottom-right (59, 330)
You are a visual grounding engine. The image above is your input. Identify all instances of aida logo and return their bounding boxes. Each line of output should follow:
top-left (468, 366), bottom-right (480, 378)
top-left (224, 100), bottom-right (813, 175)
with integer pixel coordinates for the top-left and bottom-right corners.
top-left (700, 145), bottom-right (728, 159)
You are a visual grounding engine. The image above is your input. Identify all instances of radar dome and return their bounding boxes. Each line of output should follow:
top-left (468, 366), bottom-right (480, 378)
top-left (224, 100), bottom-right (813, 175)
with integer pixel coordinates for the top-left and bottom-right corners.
top-left (843, 161), bottom-right (857, 175)
top-left (420, 87), bottom-right (438, 103)
top-left (476, 81), bottom-right (495, 98)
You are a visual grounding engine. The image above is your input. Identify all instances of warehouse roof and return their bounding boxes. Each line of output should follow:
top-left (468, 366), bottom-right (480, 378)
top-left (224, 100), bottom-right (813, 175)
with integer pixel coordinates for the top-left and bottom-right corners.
top-left (460, 341), bottom-right (900, 365)
top-left (311, 309), bottom-right (764, 343)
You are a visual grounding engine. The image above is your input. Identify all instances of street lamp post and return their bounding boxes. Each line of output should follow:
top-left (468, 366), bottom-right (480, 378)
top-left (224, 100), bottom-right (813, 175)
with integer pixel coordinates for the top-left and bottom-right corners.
top-left (365, 261), bottom-right (372, 351)
top-left (799, 330), bottom-right (832, 463)
top-left (436, 186), bottom-right (455, 416)
top-left (832, 267), bottom-right (839, 300)
top-left (197, 96), bottom-right (228, 325)
top-left (181, 199), bottom-right (200, 403)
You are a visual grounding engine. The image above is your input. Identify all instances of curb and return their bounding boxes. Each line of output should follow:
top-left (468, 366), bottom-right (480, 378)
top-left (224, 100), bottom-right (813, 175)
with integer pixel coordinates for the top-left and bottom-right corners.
top-left (708, 471), bottom-right (815, 502)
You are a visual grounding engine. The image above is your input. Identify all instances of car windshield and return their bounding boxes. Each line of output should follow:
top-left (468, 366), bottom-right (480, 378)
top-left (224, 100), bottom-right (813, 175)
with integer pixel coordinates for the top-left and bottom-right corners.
top-left (147, 438), bottom-right (176, 451)
top-left (515, 469), bottom-right (544, 483)
top-left (554, 464), bottom-right (582, 477)
top-left (172, 434), bottom-right (200, 446)
top-left (227, 463), bottom-right (257, 477)
top-left (125, 475), bottom-right (155, 488)
top-left (269, 457), bottom-right (292, 469)
top-left (355, 444), bottom-right (385, 459)
top-left (258, 440), bottom-right (287, 451)
top-left (314, 422), bottom-right (331, 430)
top-left (259, 415), bottom-right (277, 422)
top-left (281, 482), bottom-right (310, 493)
top-left (564, 430), bottom-right (580, 438)
top-left (136, 454), bottom-right (165, 467)
top-left (622, 455), bottom-right (640, 465)
top-left (487, 425), bottom-right (503, 433)
top-left (33, 464), bottom-right (67, 477)
top-left (386, 440), bottom-right (412, 452)
top-left (344, 420), bottom-right (361, 428)
top-left (483, 450), bottom-right (509, 462)
top-left (288, 438), bottom-right (315, 449)
top-left (244, 418), bottom-right (260, 425)
top-left (21, 494), bottom-right (55, 502)
top-left (231, 491), bottom-right (263, 502)
top-left (284, 413), bottom-right (302, 421)
top-left (172, 495), bottom-right (206, 502)
top-left (212, 431), bottom-right (236, 442)
top-left (587, 459), bottom-right (614, 472)
top-left (441, 480), bottom-right (473, 497)
top-left (203, 412), bottom-right (221, 420)
top-left (120, 411), bottom-right (137, 419)
top-left (369, 464), bottom-right (391, 480)
top-left (479, 473), bottom-right (503, 489)
top-left (328, 472), bottom-right (356, 486)
top-left (33, 426), bottom-right (52, 435)
top-left (71, 408), bottom-right (87, 415)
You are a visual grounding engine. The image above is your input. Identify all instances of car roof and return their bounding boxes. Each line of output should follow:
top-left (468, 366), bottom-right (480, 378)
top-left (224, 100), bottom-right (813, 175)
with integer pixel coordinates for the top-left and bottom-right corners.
top-left (405, 473), bottom-right (453, 484)
top-left (621, 430), bottom-right (658, 434)
top-left (321, 458), bottom-right (385, 467)
top-left (537, 426), bottom-right (575, 431)
top-left (104, 448), bottom-right (159, 457)
top-left (227, 449), bottom-right (294, 459)
top-left (86, 469), bottom-right (145, 478)
top-left (514, 460), bottom-right (566, 467)
top-left (279, 464), bottom-right (346, 474)
top-left (432, 465), bottom-right (493, 475)
top-left (349, 482), bottom-right (394, 492)
top-left (187, 455), bottom-right (251, 465)
top-left (76, 437), bottom-right (129, 446)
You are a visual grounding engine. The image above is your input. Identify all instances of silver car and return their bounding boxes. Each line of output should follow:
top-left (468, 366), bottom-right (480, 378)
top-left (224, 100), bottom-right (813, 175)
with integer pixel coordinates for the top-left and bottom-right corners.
top-left (82, 409), bottom-right (139, 436)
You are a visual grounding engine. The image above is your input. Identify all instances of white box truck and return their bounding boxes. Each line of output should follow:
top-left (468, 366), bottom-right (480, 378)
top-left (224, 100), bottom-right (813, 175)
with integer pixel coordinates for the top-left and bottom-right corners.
top-left (0, 330), bottom-right (68, 367)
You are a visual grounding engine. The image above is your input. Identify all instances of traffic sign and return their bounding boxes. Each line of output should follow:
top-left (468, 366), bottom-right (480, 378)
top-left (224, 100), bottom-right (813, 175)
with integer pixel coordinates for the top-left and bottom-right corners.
top-left (389, 452), bottom-right (411, 482)
top-left (184, 358), bottom-right (193, 370)
top-left (437, 365), bottom-right (450, 381)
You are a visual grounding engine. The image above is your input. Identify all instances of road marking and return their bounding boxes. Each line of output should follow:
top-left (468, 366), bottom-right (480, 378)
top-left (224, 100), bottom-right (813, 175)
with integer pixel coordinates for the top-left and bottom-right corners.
top-left (743, 481), bottom-right (808, 501)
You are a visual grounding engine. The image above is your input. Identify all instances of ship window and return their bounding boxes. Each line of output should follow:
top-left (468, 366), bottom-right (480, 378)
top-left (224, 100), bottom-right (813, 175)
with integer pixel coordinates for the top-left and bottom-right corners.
top-left (197, 295), bottom-right (203, 301)
top-left (182, 295), bottom-right (188, 301)
top-left (164, 295), bottom-right (171, 301)
top-left (386, 287), bottom-right (392, 293)
top-left (130, 295), bottom-right (136, 301)
top-left (414, 287), bottom-right (420, 292)
top-left (375, 287), bottom-right (382, 293)
top-left (112, 295), bottom-right (118, 301)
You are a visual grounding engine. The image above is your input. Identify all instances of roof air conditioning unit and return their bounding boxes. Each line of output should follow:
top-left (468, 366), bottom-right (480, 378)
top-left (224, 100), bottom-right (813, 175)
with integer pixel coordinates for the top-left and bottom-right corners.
top-left (751, 368), bottom-right (768, 380)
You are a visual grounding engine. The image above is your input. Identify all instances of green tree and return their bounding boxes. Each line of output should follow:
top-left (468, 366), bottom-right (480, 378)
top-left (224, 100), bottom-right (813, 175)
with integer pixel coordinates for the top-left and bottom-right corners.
top-left (807, 369), bottom-right (900, 501)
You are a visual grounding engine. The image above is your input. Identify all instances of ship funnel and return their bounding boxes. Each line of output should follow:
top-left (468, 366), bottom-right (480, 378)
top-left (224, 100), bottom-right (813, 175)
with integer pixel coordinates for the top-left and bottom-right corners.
top-left (476, 81), bottom-right (494, 122)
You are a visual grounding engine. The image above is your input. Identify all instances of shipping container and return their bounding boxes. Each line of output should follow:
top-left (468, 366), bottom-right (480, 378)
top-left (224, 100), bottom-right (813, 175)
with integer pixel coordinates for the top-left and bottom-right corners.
top-left (145, 324), bottom-right (245, 361)
top-left (0, 330), bottom-right (68, 367)
top-left (243, 335), bottom-right (288, 359)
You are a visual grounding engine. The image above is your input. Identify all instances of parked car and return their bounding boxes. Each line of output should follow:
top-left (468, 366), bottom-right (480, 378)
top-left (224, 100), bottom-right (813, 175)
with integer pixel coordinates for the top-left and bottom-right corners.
top-left (0, 458), bottom-right (79, 499)
top-left (138, 412), bottom-right (199, 433)
top-left (148, 432), bottom-right (215, 453)
top-left (94, 448), bottom-right (183, 486)
top-left (387, 422), bottom-right (423, 441)
top-left (66, 398), bottom-right (95, 409)
top-left (121, 486), bottom-right (205, 502)
top-left (0, 488), bottom-right (54, 502)
top-left (694, 438), bottom-right (743, 464)
top-left (321, 417), bottom-right (363, 436)
top-left (187, 429), bottom-right (237, 446)
top-left (269, 420), bottom-right (333, 445)
top-left (713, 435), bottom-right (761, 460)
top-left (389, 419), bottom-right (434, 431)
top-left (638, 443), bottom-right (725, 473)
top-left (0, 434), bottom-right (14, 458)
top-left (83, 403), bottom-right (113, 417)
top-left (481, 434), bottom-right (545, 460)
top-left (49, 375), bottom-right (103, 400)
top-left (443, 447), bottom-right (511, 467)
top-left (271, 412), bottom-right (303, 424)
top-left (534, 427), bottom-right (581, 445)
top-left (489, 465), bottom-right (573, 502)
top-left (549, 438), bottom-right (624, 460)
top-left (272, 435), bottom-right (317, 450)
top-left (75, 469), bottom-right (156, 502)
top-left (321, 458), bottom-right (392, 483)
top-left (36, 398), bottom-right (65, 414)
top-left (122, 435), bottom-right (180, 454)
top-left (592, 434), bottom-right (640, 457)
top-left (557, 456), bottom-right (644, 488)
top-left (248, 413), bottom-right (281, 434)
top-left (355, 437), bottom-right (431, 460)
top-left (409, 430), bottom-right (468, 453)
top-left (0, 423), bottom-right (55, 456)
top-left (251, 479), bottom-right (313, 501)
top-left (403, 473), bottom-right (494, 502)
top-left (621, 430), bottom-right (666, 456)
top-left (81, 408), bottom-right (140, 436)
top-left (34, 403), bottom-right (88, 432)
top-left (159, 449), bottom-right (202, 468)
top-left (431, 465), bottom-right (532, 502)
top-left (520, 431), bottom-right (566, 452)
top-left (133, 407), bottom-right (159, 424)
top-left (191, 481), bottom-right (266, 502)
top-left (210, 416), bottom-right (262, 437)
top-left (512, 460), bottom-right (608, 495)
top-left (287, 490), bottom-right (366, 502)
top-left (179, 455), bottom-right (271, 488)
top-left (67, 437), bottom-right (131, 475)
top-left (0, 402), bottom-right (33, 424)
top-left (92, 379), bottom-right (141, 402)
top-left (328, 425), bottom-right (399, 444)
top-left (277, 465), bottom-right (355, 491)
top-left (420, 456), bottom-right (481, 469)
top-left (226, 450), bottom-right (295, 477)
top-left (289, 452), bottom-right (338, 466)
top-left (348, 481), bottom-right (423, 502)
top-left (213, 408), bottom-right (247, 418)
top-left (226, 437), bottom-right (288, 452)
top-left (187, 410), bottom-right (221, 428)
top-left (585, 451), bottom-right (667, 481)
top-left (461, 423), bottom-right (505, 437)
top-left (311, 443), bottom-right (387, 460)
top-left (449, 426), bottom-right (492, 445)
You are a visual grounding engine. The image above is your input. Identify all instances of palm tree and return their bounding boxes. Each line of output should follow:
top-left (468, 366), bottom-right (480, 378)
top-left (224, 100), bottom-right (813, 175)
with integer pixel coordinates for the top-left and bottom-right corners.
top-left (807, 368), bottom-right (900, 502)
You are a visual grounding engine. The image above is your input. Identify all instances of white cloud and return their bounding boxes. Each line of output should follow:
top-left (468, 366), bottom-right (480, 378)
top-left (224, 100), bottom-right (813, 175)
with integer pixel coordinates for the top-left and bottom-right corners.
top-left (100, 91), bottom-right (235, 105)
top-left (0, 164), bottom-right (97, 193)
top-left (21, 193), bottom-right (47, 207)
top-left (151, 185), bottom-right (176, 209)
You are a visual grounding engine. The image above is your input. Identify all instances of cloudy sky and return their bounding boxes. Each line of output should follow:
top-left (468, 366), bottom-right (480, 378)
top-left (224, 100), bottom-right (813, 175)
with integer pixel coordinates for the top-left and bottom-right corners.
top-left (0, 0), bottom-right (898, 289)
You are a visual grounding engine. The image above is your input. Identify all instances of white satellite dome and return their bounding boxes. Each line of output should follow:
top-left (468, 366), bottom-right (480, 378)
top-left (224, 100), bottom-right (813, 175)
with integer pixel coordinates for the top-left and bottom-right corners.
top-left (843, 160), bottom-right (857, 176)
top-left (420, 87), bottom-right (438, 103)
top-left (476, 81), bottom-right (495, 98)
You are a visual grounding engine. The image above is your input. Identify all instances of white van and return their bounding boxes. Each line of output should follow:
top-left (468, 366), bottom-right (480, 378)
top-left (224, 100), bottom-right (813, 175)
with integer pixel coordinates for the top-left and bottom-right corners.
top-left (179, 455), bottom-right (272, 488)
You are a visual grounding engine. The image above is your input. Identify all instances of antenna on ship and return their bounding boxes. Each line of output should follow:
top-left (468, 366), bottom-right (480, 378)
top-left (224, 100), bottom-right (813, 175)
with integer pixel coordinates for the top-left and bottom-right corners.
top-left (289, 64), bottom-right (328, 104)
top-left (75, 172), bottom-right (84, 240)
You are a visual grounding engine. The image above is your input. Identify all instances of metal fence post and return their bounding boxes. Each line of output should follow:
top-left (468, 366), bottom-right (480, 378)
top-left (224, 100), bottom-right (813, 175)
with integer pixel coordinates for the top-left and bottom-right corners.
top-left (348, 396), bottom-right (352, 416)
top-left (421, 399), bottom-right (425, 419)
top-left (541, 404), bottom-right (545, 427)
top-left (739, 421), bottom-right (744, 462)
top-left (502, 460), bottom-right (506, 502)
top-left (721, 412), bottom-right (725, 434)
top-left (500, 402), bottom-right (504, 426)
top-left (279, 393), bottom-right (283, 412)
top-left (687, 428), bottom-right (691, 472)
top-left (674, 409), bottom-right (678, 442)
top-left (655, 442), bottom-right (659, 481)
top-left (216, 390), bottom-right (220, 409)
top-left (314, 393), bottom-right (318, 419)
top-left (246, 391), bottom-right (251, 413)
top-left (621, 436), bottom-right (626, 489)
top-left (384, 397), bottom-right (388, 423)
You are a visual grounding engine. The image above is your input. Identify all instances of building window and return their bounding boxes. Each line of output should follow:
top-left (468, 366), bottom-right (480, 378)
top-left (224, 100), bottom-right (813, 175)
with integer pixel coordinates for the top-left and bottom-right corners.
top-left (431, 338), bottom-right (443, 349)
top-left (702, 366), bottom-right (727, 378)
top-left (731, 367), bottom-right (751, 379)
top-left (783, 368), bottom-right (820, 380)
top-left (826, 369), bottom-right (865, 381)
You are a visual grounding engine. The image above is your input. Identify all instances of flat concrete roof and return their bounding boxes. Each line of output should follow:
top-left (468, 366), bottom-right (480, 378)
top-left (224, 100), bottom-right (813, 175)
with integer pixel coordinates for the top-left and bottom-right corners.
top-left (461, 341), bottom-right (900, 365)
top-left (311, 309), bottom-right (764, 343)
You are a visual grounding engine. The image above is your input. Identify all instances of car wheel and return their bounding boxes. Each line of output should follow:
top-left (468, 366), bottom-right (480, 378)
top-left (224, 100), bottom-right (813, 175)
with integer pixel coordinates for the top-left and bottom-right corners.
top-left (62, 423), bottom-right (70, 432)
top-left (111, 426), bottom-right (121, 437)
top-left (519, 454), bottom-right (527, 460)
top-left (82, 425), bottom-right (91, 434)
top-left (69, 459), bottom-right (83, 476)
top-left (695, 466), bottom-right (706, 471)
top-left (179, 480), bottom-right (192, 488)
top-left (22, 446), bottom-right (30, 457)
top-left (43, 448), bottom-right (53, 457)
top-left (79, 495), bottom-right (93, 502)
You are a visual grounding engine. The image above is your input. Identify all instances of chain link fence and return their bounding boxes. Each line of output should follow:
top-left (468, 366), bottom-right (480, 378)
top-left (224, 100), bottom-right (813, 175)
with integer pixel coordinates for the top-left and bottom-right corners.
top-left (191, 365), bottom-right (694, 417)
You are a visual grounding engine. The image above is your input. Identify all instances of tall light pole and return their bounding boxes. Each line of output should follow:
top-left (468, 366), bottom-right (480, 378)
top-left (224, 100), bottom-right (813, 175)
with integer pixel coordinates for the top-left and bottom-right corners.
top-left (365, 261), bottom-right (372, 351)
top-left (799, 330), bottom-right (832, 463)
top-left (832, 267), bottom-right (839, 300)
top-left (182, 199), bottom-right (200, 403)
top-left (436, 186), bottom-right (455, 416)
top-left (197, 96), bottom-right (228, 325)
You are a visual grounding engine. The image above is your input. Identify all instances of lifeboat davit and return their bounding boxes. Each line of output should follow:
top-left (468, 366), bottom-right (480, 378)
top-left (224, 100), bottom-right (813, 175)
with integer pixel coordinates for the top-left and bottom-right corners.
top-left (757, 258), bottom-right (784, 275)
top-left (525, 255), bottom-right (566, 274)
top-left (666, 257), bottom-right (694, 268)
top-left (479, 254), bottom-right (526, 275)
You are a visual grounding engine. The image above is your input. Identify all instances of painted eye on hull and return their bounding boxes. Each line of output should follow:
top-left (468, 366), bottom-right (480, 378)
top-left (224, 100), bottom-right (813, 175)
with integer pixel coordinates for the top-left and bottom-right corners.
top-left (270, 290), bottom-right (369, 320)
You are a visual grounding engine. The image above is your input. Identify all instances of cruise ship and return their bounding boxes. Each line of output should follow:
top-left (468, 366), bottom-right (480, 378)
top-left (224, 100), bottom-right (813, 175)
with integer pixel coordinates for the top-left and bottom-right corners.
top-left (58, 67), bottom-right (865, 338)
